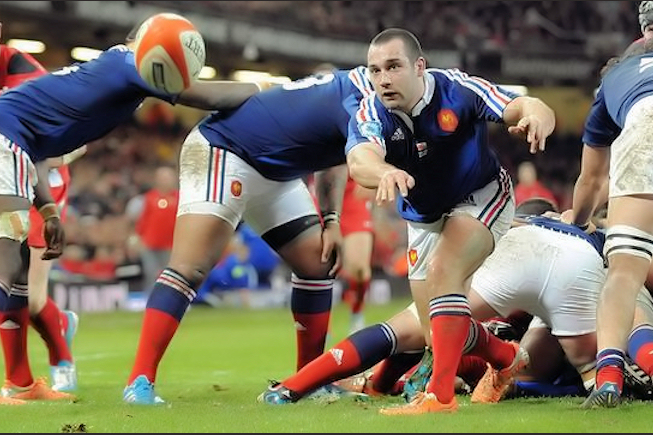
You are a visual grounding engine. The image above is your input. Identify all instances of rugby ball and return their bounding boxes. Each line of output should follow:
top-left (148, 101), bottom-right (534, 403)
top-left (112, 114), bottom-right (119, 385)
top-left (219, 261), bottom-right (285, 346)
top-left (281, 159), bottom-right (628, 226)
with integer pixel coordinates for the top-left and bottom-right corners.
top-left (134, 13), bottom-right (206, 94)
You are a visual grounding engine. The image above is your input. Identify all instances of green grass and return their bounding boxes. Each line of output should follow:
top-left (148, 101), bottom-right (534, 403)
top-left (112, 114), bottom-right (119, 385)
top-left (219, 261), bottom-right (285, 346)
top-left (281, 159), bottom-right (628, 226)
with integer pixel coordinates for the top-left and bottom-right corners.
top-left (4, 297), bottom-right (652, 433)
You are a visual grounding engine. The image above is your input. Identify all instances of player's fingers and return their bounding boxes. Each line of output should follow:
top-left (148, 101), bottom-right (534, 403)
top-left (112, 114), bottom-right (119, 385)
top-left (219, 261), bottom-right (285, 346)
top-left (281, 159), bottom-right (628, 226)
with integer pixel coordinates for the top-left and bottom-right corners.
top-left (406, 175), bottom-right (416, 190)
top-left (397, 177), bottom-right (409, 198)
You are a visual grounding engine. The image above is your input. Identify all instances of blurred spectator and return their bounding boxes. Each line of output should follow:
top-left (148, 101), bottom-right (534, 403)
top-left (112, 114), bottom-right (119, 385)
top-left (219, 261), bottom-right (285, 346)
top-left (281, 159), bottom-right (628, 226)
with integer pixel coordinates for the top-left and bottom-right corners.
top-left (513, 160), bottom-right (559, 208)
top-left (129, 165), bottom-right (179, 292)
top-left (195, 223), bottom-right (281, 306)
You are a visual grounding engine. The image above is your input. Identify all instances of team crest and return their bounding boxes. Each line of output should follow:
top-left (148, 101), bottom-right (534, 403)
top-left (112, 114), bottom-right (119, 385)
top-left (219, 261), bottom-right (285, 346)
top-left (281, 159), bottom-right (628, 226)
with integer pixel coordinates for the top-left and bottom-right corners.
top-left (408, 249), bottom-right (418, 267)
top-left (231, 180), bottom-right (242, 197)
top-left (437, 109), bottom-right (458, 132)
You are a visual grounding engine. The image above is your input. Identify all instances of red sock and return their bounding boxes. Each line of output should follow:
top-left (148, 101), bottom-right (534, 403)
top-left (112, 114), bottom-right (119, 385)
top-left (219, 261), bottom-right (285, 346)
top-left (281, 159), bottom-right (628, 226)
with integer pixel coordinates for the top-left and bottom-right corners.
top-left (426, 295), bottom-right (471, 403)
top-left (635, 346), bottom-right (653, 375)
top-left (0, 306), bottom-right (33, 387)
top-left (596, 366), bottom-right (624, 392)
top-left (596, 349), bottom-right (625, 392)
top-left (59, 310), bottom-right (69, 336)
top-left (465, 320), bottom-right (515, 370)
top-left (291, 280), bottom-right (333, 370)
top-left (350, 279), bottom-right (370, 315)
top-left (30, 298), bottom-right (72, 365)
top-left (128, 308), bottom-right (180, 384)
top-left (370, 351), bottom-right (424, 394)
top-left (457, 355), bottom-right (488, 387)
top-left (293, 311), bottom-right (331, 370)
top-left (284, 338), bottom-right (361, 395)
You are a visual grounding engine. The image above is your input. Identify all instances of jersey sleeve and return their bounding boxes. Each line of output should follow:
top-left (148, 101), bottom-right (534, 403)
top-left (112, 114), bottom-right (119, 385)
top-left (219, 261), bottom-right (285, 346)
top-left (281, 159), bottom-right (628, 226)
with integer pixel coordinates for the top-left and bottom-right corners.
top-left (440, 69), bottom-right (518, 123)
top-left (581, 85), bottom-right (619, 147)
top-left (345, 93), bottom-right (387, 155)
top-left (2, 48), bottom-right (47, 89)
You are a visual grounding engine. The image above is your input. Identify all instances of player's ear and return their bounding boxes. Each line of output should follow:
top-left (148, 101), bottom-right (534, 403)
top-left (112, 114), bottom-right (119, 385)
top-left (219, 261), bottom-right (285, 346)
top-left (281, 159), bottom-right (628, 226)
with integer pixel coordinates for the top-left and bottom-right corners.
top-left (415, 57), bottom-right (426, 75)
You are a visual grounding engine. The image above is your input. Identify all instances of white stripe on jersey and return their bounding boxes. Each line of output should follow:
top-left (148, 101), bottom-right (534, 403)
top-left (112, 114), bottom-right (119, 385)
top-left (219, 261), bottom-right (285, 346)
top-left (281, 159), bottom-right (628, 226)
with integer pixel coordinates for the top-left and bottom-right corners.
top-left (434, 68), bottom-right (513, 118)
top-left (351, 69), bottom-right (387, 153)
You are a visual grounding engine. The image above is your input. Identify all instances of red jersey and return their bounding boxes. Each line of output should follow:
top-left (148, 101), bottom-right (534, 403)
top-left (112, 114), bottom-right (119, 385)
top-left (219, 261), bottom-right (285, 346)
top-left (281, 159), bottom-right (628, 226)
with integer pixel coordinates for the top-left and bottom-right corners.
top-left (136, 189), bottom-right (179, 250)
top-left (0, 44), bottom-right (47, 90)
top-left (514, 181), bottom-right (558, 208)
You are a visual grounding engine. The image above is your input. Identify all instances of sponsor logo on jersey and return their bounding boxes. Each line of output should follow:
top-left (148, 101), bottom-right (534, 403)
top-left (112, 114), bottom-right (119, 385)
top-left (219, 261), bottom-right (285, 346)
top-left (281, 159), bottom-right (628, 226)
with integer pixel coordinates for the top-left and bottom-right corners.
top-left (391, 128), bottom-right (404, 141)
top-left (437, 108), bottom-right (458, 132)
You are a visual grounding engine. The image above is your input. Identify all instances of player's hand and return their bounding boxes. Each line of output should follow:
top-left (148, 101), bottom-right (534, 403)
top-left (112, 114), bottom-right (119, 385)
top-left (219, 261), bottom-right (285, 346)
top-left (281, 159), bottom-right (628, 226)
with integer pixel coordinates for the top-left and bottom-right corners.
top-left (376, 169), bottom-right (415, 206)
top-left (321, 222), bottom-right (342, 277)
top-left (42, 217), bottom-right (65, 260)
top-left (508, 116), bottom-right (550, 154)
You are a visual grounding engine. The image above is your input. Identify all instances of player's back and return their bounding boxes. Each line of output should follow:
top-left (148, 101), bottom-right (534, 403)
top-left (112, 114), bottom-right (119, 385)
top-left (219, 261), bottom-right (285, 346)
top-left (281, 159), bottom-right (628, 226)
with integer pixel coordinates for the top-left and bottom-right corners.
top-left (198, 67), bottom-right (373, 181)
top-left (601, 53), bottom-right (653, 128)
top-left (523, 215), bottom-right (605, 257)
top-left (0, 45), bottom-right (175, 162)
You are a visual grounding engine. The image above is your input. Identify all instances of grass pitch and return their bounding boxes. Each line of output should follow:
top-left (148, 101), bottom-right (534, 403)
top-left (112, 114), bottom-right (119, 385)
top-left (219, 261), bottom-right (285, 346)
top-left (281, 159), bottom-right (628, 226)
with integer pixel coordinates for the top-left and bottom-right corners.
top-left (4, 297), bottom-right (652, 433)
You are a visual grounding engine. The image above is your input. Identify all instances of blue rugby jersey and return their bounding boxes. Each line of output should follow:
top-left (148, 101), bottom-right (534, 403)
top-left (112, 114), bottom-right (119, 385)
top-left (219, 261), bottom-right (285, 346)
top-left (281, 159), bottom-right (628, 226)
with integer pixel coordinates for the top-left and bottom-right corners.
top-left (583, 53), bottom-right (653, 147)
top-left (197, 67), bottom-right (374, 181)
top-left (348, 68), bottom-right (519, 223)
top-left (0, 45), bottom-right (176, 162)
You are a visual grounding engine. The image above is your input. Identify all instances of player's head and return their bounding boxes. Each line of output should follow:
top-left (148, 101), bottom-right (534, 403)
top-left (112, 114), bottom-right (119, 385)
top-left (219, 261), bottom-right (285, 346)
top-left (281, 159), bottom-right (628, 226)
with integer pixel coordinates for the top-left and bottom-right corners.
top-left (515, 197), bottom-right (558, 217)
top-left (640, 1), bottom-right (653, 39)
top-left (125, 16), bottom-right (149, 46)
top-left (367, 28), bottom-right (426, 113)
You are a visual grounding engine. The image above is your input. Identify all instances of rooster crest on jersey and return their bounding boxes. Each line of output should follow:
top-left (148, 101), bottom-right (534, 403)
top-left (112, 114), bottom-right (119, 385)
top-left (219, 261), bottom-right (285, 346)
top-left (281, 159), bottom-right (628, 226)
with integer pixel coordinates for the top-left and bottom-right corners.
top-left (134, 13), bottom-right (206, 95)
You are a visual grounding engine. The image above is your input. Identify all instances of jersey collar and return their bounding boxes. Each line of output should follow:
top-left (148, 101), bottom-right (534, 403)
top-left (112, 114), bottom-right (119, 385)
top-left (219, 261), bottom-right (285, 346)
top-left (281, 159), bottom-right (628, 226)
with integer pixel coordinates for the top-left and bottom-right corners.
top-left (409, 72), bottom-right (435, 117)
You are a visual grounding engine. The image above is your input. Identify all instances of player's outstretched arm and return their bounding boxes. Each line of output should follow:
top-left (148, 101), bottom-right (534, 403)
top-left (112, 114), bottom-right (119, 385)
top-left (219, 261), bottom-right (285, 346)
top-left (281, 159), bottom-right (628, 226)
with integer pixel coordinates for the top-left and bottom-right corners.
top-left (347, 142), bottom-right (414, 206)
top-left (177, 80), bottom-right (261, 111)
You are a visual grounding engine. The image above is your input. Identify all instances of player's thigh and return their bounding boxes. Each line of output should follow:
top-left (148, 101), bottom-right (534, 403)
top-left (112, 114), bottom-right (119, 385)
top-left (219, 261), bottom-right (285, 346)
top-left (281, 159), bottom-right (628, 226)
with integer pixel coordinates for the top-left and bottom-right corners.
top-left (243, 179), bottom-right (326, 278)
top-left (407, 280), bottom-right (432, 346)
top-left (169, 214), bottom-right (236, 281)
top-left (556, 333), bottom-right (597, 378)
top-left (175, 131), bottom-right (255, 277)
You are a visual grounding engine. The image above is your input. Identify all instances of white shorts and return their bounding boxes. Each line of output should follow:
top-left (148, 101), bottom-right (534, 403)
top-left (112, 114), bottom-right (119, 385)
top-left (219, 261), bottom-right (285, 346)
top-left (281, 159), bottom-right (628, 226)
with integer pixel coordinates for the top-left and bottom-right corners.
top-left (0, 134), bottom-right (37, 202)
top-left (610, 95), bottom-right (653, 197)
top-left (472, 225), bottom-right (605, 336)
top-left (177, 128), bottom-right (318, 235)
top-left (406, 168), bottom-right (514, 280)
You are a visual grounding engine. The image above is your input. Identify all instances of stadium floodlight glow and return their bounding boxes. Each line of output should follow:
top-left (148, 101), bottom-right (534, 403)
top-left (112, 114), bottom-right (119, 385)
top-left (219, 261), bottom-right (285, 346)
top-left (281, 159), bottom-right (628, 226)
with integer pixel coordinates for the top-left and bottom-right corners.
top-left (231, 70), bottom-right (291, 85)
top-left (6, 39), bottom-right (46, 54)
top-left (70, 47), bottom-right (102, 62)
top-left (199, 66), bottom-right (217, 80)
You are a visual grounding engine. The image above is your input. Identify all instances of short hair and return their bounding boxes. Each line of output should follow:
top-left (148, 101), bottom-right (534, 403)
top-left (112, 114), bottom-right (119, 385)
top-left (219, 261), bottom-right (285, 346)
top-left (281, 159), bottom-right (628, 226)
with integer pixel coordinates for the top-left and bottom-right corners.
top-left (125, 17), bottom-right (149, 43)
top-left (515, 197), bottom-right (559, 217)
top-left (370, 28), bottom-right (423, 62)
top-left (640, 1), bottom-right (653, 33)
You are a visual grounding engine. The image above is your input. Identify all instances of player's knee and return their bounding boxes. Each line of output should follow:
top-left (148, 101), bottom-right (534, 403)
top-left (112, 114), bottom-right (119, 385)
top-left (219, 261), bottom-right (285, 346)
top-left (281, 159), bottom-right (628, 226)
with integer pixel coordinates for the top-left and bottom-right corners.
top-left (0, 210), bottom-right (29, 243)
top-left (291, 262), bottom-right (332, 280)
top-left (167, 262), bottom-right (212, 289)
top-left (604, 224), bottom-right (653, 262)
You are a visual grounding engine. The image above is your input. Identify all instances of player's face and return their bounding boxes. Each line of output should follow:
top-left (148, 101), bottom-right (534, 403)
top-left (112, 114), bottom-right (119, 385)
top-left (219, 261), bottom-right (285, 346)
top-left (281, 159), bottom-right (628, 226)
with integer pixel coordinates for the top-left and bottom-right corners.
top-left (367, 39), bottom-right (424, 113)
